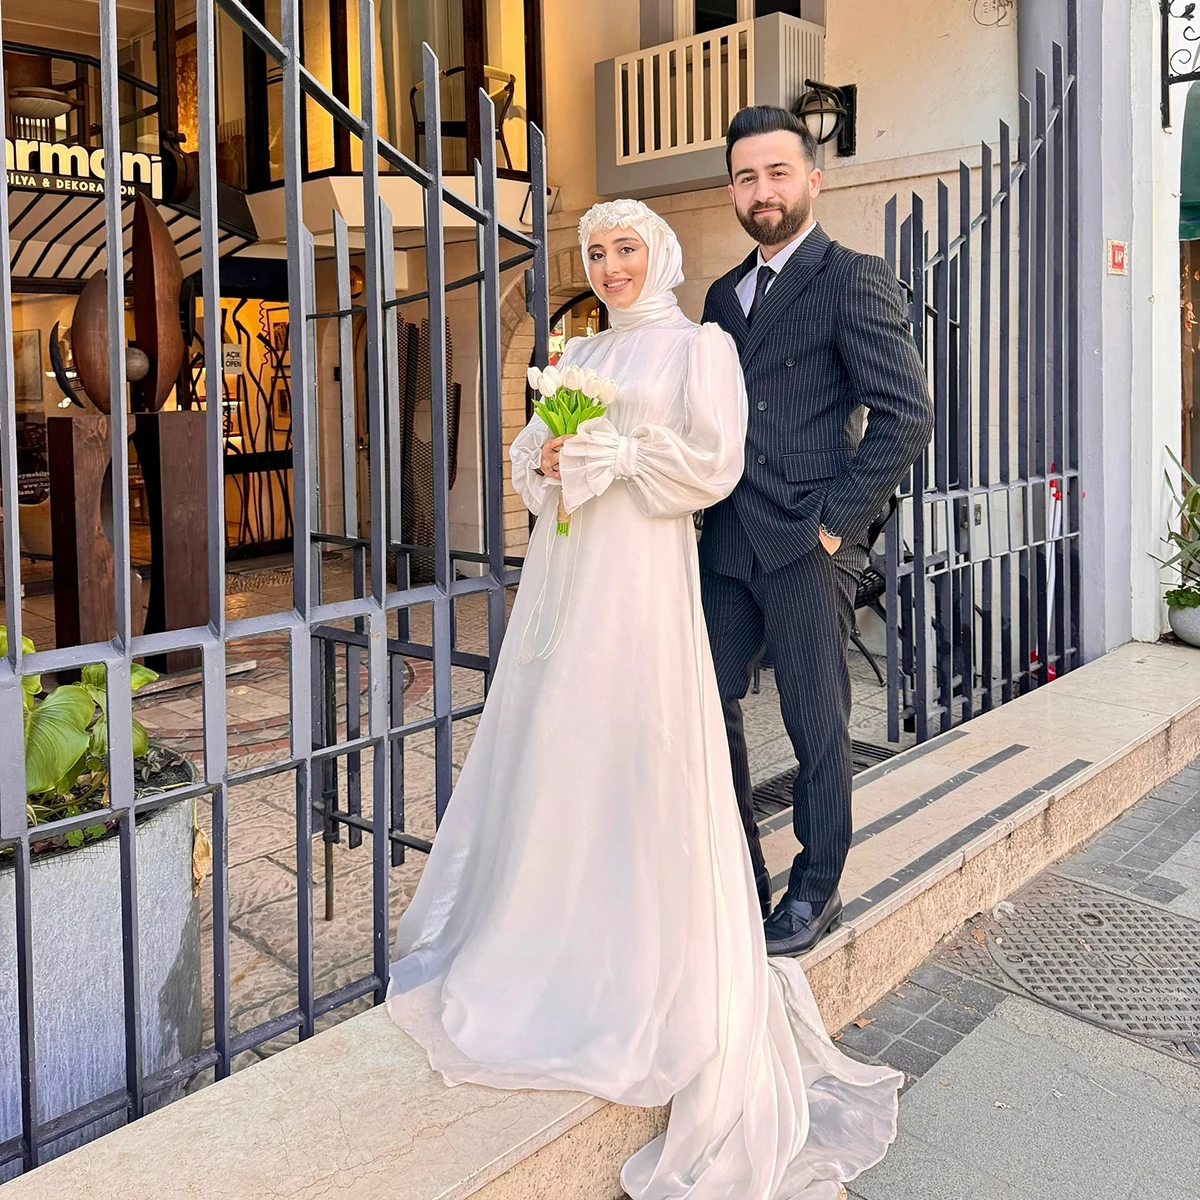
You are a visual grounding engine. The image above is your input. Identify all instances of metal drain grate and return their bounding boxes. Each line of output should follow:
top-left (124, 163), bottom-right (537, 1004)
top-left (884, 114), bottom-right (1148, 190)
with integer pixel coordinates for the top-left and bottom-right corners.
top-left (752, 742), bottom-right (895, 819)
top-left (980, 874), bottom-right (1200, 1053)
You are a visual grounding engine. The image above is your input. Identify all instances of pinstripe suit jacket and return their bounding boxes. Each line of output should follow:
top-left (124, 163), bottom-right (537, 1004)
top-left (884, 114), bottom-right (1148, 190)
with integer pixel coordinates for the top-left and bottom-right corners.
top-left (698, 224), bottom-right (932, 580)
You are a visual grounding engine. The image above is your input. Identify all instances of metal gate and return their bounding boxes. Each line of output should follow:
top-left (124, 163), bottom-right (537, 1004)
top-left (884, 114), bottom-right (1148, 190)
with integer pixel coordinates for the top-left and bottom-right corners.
top-left (882, 6), bottom-right (1080, 743)
top-left (0, 0), bottom-right (548, 1173)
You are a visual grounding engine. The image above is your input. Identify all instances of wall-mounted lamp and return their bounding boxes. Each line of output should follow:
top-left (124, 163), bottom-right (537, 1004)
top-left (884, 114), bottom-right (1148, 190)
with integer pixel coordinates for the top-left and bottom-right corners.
top-left (793, 81), bottom-right (857, 158)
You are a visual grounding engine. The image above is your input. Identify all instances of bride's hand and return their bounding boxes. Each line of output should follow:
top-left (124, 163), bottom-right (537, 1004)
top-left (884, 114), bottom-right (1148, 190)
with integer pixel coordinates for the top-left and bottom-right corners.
top-left (540, 435), bottom-right (569, 481)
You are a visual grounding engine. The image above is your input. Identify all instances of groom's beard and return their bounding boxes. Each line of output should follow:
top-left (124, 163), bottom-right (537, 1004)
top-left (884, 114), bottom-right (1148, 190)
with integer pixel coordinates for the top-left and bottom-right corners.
top-left (736, 195), bottom-right (811, 247)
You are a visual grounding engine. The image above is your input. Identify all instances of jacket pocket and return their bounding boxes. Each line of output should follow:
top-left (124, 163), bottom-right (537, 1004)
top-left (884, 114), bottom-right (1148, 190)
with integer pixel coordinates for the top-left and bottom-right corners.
top-left (782, 447), bottom-right (852, 484)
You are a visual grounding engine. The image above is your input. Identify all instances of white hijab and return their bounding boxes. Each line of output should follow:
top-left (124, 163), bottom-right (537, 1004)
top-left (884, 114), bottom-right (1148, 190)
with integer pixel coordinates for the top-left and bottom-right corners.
top-left (578, 199), bottom-right (687, 332)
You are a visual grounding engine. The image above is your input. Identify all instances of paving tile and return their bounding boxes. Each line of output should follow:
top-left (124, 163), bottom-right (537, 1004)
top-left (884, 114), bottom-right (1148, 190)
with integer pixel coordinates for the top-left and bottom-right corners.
top-left (1132, 878), bottom-right (1190, 904)
top-left (907, 963), bottom-right (963, 995)
top-left (936, 976), bottom-right (1007, 1015)
top-left (836, 1021), bottom-right (894, 1057)
top-left (888, 985), bottom-right (940, 1016)
top-left (1096, 865), bottom-right (1150, 889)
top-left (902, 1018), bottom-right (964, 1056)
top-left (861, 1000), bottom-right (920, 1036)
top-left (878, 1037), bottom-right (941, 1081)
top-left (926, 999), bottom-right (987, 1035)
top-left (1116, 852), bottom-right (1163, 873)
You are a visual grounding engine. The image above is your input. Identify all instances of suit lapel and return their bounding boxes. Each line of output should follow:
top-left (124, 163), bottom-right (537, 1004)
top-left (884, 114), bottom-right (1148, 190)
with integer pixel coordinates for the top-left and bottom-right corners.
top-left (740, 224), bottom-right (832, 361)
top-left (715, 248), bottom-right (757, 344)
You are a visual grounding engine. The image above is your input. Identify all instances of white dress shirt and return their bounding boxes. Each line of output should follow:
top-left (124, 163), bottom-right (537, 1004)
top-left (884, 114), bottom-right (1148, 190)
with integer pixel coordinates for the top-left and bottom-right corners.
top-left (735, 221), bottom-right (818, 316)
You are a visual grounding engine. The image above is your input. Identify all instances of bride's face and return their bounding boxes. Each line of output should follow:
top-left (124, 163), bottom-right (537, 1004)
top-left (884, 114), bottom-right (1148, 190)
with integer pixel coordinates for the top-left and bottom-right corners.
top-left (585, 228), bottom-right (649, 309)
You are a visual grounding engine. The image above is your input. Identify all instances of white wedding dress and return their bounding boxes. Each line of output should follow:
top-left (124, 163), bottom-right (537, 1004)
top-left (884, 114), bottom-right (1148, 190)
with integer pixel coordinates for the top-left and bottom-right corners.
top-left (387, 201), bottom-right (901, 1199)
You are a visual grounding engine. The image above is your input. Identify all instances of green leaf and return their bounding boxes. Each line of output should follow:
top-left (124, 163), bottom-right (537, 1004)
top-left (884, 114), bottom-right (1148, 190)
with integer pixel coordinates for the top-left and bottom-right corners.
top-left (25, 684), bottom-right (95, 796)
top-left (65, 829), bottom-right (84, 848)
top-left (89, 714), bottom-right (107, 760)
top-left (85, 823), bottom-right (107, 840)
top-left (130, 664), bottom-right (158, 692)
top-left (132, 716), bottom-right (149, 760)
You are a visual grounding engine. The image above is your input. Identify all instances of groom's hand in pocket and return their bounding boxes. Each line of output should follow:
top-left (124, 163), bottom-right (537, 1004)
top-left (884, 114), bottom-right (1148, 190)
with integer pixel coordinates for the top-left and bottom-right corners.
top-left (540, 435), bottom-right (569, 481)
top-left (818, 526), bottom-right (842, 556)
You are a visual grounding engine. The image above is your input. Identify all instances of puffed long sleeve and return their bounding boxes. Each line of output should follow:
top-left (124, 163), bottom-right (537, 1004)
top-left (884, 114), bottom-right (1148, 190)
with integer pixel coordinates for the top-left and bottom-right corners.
top-left (509, 416), bottom-right (557, 515)
top-left (558, 323), bottom-right (747, 520)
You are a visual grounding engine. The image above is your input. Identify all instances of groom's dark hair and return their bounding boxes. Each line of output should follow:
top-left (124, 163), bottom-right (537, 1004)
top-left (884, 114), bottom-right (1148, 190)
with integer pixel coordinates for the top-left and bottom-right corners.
top-left (725, 106), bottom-right (817, 177)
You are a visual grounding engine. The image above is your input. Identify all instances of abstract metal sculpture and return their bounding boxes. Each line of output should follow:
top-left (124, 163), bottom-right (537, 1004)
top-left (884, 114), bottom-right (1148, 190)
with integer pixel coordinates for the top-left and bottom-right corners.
top-left (68, 193), bottom-right (184, 413)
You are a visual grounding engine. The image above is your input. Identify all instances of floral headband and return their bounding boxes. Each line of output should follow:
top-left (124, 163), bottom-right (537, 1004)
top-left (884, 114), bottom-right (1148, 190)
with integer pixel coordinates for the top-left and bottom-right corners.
top-left (577, 198), bottom-right (671, 245)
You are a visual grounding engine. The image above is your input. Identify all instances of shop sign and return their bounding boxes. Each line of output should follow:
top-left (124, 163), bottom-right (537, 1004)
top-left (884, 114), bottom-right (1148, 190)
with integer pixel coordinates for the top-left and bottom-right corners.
top-left (222, 343), bottom-right (244, 375)
top-left (4, 139), bottom-right (164, 201)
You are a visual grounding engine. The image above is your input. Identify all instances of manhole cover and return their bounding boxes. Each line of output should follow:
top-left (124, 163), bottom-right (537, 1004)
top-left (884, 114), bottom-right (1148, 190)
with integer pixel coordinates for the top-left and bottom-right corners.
top-left (984, 874), bottom-right (1200, 1046)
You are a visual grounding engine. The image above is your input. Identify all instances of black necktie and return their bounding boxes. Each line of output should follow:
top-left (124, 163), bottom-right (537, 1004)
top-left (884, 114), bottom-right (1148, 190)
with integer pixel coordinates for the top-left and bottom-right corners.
top-left (747, 263), bottom-right (774, 324)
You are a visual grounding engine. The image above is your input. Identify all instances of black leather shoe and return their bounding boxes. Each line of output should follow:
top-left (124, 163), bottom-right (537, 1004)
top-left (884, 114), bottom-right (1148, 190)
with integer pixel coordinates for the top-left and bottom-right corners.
top-left (763, 890), bottom-right (842, 957)
top-left (755, 872), bottom-right (773, 921)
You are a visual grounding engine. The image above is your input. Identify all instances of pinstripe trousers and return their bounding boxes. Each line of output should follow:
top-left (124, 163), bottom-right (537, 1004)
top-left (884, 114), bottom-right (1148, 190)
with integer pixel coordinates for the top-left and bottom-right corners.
top-left (701, 540), bottom-right (867, 906)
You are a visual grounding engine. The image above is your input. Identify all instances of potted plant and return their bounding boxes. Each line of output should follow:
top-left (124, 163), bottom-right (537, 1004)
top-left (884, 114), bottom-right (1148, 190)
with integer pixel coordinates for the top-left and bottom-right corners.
top-left (0, 637), bottom-right (206, 1171)
top-left (1161, 448), bottom-right (1200, 647)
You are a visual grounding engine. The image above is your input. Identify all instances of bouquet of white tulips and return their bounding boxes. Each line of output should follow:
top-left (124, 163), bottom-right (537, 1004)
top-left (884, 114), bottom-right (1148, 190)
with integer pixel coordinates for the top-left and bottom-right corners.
top-left (526, 362), bottom-right (619, 535)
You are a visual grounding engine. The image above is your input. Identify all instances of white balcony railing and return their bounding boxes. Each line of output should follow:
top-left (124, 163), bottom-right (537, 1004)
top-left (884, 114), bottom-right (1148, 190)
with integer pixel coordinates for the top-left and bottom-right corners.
top-left (599, 15), bottom-right (824, 196)
top-left (614, 21), bottom-right (754, 165)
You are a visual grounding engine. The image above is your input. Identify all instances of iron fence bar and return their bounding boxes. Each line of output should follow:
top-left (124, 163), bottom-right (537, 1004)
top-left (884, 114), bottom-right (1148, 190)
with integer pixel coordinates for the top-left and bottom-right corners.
top-left (978, 141), bottom-right (994, 712)
top-left (376, 202), bottom-right (403, 555)
top-left (334, 213), bottom-right (358, 538)
top-left (1016, 93), bottom-right (1033, 697)
top-left (12, 842), bottom-right (37, 1169)
top-left (1067, 0), bottom-right (1082, 671)
top-left (97, 0), bottom-right (146, 1131)
top-left (0, 15), bottom-right (31, 868)
top-left (956, 160), bottom-right (975, 723)
top-left (1051, 43), bottom-right (1069, 684)
top-left (932, 182), bottom-right (953, 732)
top-left (421, 43), bottom-right (455, 826)
top-left (279, 0), bottom-right (317, 1043)
top-left (883, 195), bottom-right (901, 743)
top-left (478, 97), bottom-right (508, 681)
top-left (352, 0), bottom-right (390, 929)
top-left (910, 194), bottom-right (930, 742)
top-left (529, 124), bottom-right (550, 365)
top-left (997, 117), bottom-right (1014, 701)
top-left (1033, 69), bottom-right (1050, 688)
top-left (897, 212), bottom-right (916, 738)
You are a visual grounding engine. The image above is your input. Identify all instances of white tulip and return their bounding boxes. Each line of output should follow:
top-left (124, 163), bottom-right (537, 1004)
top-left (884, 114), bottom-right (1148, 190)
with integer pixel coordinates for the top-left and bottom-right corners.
top-left (538, 365), bottom-right (564, 396)
top-left (526, 366), bottom-right (542, 390)
top-left (580, 369), bottom-right (602, 399)
top-left (562, 364), bottom-right (584, 392)
top-left (597, 377), bottom-right (618, 406)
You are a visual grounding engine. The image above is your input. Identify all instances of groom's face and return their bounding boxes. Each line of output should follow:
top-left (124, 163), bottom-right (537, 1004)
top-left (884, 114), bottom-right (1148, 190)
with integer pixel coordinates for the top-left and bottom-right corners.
top-left (728, 131), bottom-right (822, 248)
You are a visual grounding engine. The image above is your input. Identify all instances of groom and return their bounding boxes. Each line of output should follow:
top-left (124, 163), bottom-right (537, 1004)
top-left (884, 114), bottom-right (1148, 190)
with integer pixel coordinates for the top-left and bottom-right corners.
top-left (700, 106), bottom-right (933, 956)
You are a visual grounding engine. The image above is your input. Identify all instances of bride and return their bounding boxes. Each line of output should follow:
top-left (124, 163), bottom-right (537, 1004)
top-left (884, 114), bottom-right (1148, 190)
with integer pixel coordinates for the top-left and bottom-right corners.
top-left (387, 199), bottom-right (902, 1199)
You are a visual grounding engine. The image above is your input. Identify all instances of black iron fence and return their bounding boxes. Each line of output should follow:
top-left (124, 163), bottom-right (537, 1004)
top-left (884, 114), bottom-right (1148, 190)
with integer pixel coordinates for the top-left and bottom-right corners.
top-left (0, 0), bottom-right (547, 1175)
top-left (882, 6), bottom-right (1080, 743)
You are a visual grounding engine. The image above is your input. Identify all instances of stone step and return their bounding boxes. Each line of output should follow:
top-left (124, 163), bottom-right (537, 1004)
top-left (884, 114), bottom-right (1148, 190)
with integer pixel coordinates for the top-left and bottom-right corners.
top-left (7, 641), bottom-right (1200, 1199)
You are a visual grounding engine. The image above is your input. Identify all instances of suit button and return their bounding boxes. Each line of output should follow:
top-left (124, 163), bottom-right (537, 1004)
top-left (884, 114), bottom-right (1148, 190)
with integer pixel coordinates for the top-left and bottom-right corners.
top-left (757, 454), bottom-right (766, 465)
top-left (757, 401), bottom-right (767, 411)
top-left (785, 357), bottom-right (796, 367)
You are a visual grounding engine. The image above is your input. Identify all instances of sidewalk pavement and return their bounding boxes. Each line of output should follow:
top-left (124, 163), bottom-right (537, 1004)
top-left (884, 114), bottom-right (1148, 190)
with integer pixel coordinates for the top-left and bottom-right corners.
top-left (839, 758), bottom-right (1200, 1199)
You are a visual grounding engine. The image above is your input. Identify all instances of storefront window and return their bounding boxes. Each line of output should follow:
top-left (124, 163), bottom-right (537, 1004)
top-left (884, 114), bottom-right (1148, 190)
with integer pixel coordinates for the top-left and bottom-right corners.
top-left (482, 0), bottom-right (529, 173)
